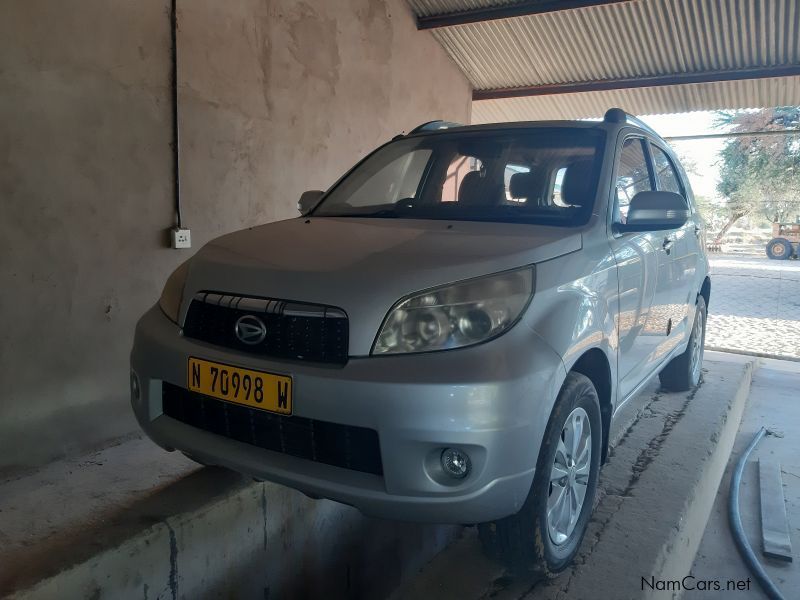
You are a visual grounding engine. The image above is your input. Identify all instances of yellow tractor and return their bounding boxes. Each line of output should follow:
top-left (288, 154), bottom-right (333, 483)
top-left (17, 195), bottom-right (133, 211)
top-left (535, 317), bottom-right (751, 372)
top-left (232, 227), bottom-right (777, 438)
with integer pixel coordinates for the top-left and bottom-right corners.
top-left (766, 222), bottom-right (800, 259)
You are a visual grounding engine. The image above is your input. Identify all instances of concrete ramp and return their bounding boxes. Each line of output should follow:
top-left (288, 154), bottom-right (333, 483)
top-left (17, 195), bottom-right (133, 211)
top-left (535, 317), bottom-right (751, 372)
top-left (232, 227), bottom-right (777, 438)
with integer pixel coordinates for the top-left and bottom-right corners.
top-left (0, 439), bottom-right (457, 599)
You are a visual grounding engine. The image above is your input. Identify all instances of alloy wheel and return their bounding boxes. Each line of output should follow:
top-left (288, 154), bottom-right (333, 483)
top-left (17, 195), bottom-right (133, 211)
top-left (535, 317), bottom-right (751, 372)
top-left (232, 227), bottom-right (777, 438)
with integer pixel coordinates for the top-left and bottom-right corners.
top-left (547, 406), bottom-right (592, 546)
top-left (690, 306), bottom-right (705, 383)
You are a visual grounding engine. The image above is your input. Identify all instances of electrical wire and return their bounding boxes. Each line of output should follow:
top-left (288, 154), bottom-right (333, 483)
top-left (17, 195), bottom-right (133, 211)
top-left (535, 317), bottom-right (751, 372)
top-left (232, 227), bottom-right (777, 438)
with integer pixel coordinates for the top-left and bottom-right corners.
top-left (170, 0), bottom-right (182, 229)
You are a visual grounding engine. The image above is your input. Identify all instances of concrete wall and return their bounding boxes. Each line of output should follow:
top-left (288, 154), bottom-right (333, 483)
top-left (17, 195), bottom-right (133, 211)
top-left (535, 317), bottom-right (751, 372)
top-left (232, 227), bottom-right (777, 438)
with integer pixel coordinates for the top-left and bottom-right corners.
top-left (0, 0), bottom-right (471, 471)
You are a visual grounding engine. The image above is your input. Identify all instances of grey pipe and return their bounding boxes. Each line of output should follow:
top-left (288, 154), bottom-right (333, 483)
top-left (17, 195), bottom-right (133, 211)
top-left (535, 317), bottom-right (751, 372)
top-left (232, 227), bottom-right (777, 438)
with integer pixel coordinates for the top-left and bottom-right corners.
top-left (728, 427), bottom-right (785, 600)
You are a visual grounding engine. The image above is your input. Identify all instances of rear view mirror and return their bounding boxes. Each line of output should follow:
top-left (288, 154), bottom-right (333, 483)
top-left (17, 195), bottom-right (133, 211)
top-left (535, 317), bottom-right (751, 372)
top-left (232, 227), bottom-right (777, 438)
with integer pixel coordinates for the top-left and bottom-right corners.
top-left (298, 190), bottom-right (324, 215)
top-left (615, 191), bottom-right (689, 233)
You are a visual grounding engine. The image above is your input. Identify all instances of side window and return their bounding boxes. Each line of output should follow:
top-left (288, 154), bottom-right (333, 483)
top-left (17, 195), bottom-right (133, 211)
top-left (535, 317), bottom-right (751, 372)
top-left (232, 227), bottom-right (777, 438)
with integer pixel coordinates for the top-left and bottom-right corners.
top-left (650, 145), bottom-right (684, 195)
top-left (614, 138), bottom-right (652, 223)
top-left (441, 155), bottom-right (483, 202)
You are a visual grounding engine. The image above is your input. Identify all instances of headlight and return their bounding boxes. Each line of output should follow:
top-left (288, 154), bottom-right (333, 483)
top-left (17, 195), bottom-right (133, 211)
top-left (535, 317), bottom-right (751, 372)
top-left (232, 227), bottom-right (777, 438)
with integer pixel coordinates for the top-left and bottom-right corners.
top-left (372, 267), bottom-right (534, 355)
top-left (158, 260), bottom-right (190, 324)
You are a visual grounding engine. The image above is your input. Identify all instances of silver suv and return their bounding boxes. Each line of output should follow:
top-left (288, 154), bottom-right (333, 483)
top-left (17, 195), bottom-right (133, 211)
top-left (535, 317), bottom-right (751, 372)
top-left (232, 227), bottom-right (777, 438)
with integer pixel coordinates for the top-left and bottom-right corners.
top-left (131, 108), bottom-right (709, 574)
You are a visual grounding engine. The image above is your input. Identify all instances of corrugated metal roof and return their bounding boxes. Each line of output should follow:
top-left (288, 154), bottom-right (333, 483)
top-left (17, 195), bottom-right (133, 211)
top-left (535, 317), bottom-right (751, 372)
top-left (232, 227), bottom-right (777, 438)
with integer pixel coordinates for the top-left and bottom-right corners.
top-left (406, 0), bottom-right (800, 119)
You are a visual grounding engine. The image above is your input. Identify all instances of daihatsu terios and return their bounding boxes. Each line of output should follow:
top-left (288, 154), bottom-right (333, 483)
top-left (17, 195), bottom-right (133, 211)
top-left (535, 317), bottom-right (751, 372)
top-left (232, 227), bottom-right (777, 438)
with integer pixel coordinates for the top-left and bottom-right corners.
top-left (131, 108), bottom-right (710, 574)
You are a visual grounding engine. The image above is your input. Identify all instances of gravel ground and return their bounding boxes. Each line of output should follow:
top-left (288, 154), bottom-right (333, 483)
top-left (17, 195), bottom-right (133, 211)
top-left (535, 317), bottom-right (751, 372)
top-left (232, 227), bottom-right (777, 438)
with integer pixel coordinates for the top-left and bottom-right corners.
top-left (706, 255), bottom-right (800, 359)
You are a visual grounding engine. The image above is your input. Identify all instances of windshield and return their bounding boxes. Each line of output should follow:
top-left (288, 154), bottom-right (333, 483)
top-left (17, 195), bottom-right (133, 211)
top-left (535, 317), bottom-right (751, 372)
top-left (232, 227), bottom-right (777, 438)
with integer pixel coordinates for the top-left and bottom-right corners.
top-left (312, 128), bottom-right (605, 226)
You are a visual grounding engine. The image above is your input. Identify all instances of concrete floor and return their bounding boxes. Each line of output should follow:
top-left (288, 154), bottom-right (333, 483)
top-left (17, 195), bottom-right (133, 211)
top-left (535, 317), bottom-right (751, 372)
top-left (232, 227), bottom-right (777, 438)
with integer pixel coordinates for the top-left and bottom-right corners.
top-left (687, 358), bottom-right (800, 599)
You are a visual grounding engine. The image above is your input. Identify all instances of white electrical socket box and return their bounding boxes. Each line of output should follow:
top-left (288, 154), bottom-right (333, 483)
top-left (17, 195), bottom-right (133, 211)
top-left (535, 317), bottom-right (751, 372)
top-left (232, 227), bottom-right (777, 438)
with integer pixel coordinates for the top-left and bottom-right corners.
top-left (171, 227), bottom-right (191, 249)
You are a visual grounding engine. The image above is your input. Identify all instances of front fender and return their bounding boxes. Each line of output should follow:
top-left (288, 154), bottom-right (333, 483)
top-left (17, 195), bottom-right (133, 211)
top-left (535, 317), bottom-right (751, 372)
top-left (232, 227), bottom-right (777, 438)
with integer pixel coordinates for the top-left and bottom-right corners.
top-left (523, 247), bottom-right (619, 405)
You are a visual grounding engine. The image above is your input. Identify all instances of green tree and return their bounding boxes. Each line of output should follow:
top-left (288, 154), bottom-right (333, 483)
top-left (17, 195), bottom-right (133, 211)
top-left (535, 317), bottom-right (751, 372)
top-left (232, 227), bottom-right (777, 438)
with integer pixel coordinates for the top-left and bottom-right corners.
top-left (693, 193), bottom-right (725, 230)
top-left (713, 107), bottom-right (800, 242)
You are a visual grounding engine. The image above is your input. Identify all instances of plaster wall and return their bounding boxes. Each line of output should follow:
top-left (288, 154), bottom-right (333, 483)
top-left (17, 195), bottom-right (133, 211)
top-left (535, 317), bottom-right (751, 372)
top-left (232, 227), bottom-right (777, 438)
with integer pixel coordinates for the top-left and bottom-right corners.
top-left (0, 0), bottom-right (471, 470)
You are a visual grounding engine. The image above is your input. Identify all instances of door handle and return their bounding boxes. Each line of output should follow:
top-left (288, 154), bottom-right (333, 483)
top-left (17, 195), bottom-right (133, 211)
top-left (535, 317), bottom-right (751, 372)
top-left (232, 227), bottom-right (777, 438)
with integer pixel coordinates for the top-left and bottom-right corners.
top-left (662, 238), bottom-right (674, 254)
top-left (694, 226), bottom-right (701, 237)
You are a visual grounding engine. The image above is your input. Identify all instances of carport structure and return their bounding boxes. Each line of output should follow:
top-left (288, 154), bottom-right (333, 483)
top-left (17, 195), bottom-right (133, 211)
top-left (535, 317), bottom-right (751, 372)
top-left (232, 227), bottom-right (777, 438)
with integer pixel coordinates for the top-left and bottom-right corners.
top-left (408, 0), bottom-right (800, 121)
top-left (3, 1), bottom-right (800, 599)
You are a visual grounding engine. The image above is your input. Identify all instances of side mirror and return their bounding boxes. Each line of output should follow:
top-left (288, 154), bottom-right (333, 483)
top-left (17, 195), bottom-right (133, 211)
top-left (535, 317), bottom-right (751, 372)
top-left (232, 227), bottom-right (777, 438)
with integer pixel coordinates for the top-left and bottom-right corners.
top-left (615, 191), bottom-right (689, 233)
top-left (298, 190), bottom-right (324, 215)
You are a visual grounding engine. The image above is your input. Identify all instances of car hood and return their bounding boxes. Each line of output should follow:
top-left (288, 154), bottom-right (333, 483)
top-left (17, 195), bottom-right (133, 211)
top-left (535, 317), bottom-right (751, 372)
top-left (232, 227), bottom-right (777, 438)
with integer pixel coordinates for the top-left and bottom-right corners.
top-left (182, 217), bottom-right (581, 355)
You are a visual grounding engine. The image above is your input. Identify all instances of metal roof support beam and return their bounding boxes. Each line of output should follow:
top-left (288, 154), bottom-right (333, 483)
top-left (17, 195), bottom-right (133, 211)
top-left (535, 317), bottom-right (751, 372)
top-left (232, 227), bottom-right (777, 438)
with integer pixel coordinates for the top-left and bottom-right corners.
top-left (416, 1), bottom-right (631, 30)
top-left (664, 130), bottom-right (800, 142)
top-left (472, 65), bottom-right (800, 101)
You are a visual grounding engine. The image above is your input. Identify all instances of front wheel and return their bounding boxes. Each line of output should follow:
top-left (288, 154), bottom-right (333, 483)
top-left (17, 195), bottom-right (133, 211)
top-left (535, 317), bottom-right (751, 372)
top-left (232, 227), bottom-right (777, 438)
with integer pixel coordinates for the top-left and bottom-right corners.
top-left (478, 372), bottom-right (602, 575)
top-left (659, 295), bottom-right (706, 391)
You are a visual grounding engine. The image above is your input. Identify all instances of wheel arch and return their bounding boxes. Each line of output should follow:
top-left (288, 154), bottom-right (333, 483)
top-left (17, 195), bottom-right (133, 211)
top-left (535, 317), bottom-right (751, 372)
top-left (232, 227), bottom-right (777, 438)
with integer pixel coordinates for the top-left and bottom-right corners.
top-left (567, 348), bottom-right (612, 464)
top-left (700, 276), bottom-right (711, 310)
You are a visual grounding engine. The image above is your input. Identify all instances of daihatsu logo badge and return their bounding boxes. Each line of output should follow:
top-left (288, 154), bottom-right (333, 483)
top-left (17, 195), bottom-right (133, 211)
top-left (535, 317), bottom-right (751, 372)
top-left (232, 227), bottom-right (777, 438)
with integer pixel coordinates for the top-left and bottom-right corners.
top-left (235, 315), bottom-right (267, 345)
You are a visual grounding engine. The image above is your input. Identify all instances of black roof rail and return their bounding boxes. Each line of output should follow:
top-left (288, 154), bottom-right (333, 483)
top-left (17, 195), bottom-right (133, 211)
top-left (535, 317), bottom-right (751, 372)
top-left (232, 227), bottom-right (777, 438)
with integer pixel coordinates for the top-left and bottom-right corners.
top-left (604, 107), bottom-right (661, 138)
top-left (409, 120), bottom-right (464, 134)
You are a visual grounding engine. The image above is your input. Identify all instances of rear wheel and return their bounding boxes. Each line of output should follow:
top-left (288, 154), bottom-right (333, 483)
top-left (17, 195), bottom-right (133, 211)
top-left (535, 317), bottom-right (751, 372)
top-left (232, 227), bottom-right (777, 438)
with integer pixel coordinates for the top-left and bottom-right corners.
top-left (659, 295), bottom-right (706, 392)
top-left (478, 372), bottom-right (602, 575)
top-left (766, 237), bottom-right (793, 260)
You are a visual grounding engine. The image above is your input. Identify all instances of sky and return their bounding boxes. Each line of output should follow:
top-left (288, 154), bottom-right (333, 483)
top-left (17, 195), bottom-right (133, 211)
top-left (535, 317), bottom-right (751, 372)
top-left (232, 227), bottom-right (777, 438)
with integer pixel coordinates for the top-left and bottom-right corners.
top-left (639, 111), bottom-right (727, 200)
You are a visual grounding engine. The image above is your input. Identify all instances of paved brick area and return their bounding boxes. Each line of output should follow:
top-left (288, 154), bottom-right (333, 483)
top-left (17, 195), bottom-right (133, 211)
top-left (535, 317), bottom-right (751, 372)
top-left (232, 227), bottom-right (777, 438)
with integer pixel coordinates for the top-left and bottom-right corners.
top-left (706, 256), bottom-right (800, 359)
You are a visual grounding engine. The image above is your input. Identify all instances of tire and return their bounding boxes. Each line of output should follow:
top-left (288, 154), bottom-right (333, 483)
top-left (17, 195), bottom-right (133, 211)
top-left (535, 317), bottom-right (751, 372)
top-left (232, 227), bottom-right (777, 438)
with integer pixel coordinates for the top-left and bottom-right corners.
top-left (766, 237), bottom-right (793, 260)
top-left (658, 295), bottom-right (706, 392)
top-left (478, 372), bottom-right (602, 576)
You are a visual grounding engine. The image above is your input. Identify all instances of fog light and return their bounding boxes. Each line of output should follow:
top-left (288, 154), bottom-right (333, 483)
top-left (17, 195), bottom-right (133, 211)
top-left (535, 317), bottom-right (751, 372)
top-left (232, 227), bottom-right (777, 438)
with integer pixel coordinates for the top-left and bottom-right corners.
top-left (441, 448), bottom-right (471, 479)
top-left (130, 371), bottom-right (140, 400)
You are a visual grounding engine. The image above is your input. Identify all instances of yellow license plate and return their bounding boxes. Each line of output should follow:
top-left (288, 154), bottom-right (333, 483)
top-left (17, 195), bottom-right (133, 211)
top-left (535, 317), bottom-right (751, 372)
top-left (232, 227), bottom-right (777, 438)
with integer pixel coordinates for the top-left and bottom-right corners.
top-left (187, 357), bottom-right (292, 415)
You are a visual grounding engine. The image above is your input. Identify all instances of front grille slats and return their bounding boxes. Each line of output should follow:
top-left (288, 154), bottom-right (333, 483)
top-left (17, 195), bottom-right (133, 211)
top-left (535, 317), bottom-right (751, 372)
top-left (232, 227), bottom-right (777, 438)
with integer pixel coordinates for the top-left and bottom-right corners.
top-left (162, 383), bottom-right (382, 476)
top-left (182, 293), bottom-right (348, 364)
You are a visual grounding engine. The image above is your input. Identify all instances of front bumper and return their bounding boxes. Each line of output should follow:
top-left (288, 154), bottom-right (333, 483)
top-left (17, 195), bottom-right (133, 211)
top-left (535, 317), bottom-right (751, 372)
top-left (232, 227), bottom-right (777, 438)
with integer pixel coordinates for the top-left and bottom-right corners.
top-left (130, 305), bottom-right (565, 523)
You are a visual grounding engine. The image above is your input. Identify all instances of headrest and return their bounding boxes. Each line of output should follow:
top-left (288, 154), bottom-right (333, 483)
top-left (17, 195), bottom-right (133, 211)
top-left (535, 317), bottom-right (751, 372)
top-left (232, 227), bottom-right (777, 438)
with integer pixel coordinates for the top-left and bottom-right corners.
top-left (509, 172), bottom-right (538, 200)
top-left (561, 160), bottom-right (595, 206)
top-left (458, 170), bottom-right (494, 206)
